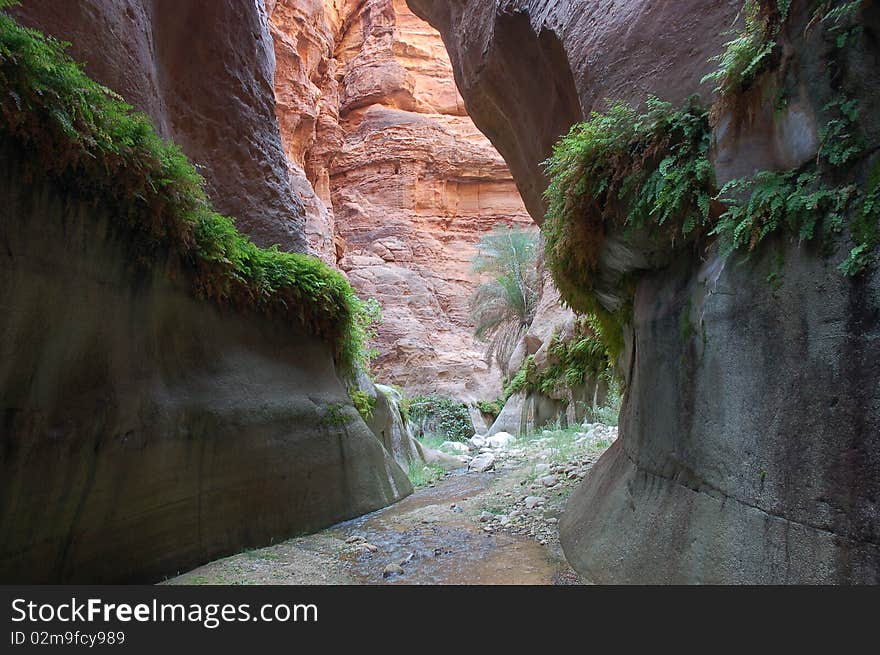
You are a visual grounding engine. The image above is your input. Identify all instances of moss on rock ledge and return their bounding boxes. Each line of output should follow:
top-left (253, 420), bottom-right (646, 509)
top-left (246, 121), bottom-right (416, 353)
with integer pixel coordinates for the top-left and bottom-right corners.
top-left (0, 2), bottom-right (366, 373)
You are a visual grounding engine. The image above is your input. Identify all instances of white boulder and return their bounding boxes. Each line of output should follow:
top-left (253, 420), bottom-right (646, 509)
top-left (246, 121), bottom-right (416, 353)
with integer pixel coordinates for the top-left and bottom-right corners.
top-left (486, 432), bottom-right (516, 449)
top-left (469, 435), bottom-right (487, 449)
top-left (469, 452), bottom-right (496, 472)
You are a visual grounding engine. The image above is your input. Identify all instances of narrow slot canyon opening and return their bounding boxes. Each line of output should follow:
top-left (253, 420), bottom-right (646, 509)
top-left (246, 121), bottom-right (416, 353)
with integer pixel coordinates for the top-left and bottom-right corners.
top-left (3, 0), bottom-right (876, 588)
top-left (185, 0), bottom-right (618, 585)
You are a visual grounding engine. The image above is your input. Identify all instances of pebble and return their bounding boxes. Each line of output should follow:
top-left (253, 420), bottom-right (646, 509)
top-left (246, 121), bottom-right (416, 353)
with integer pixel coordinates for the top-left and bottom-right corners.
top-left (353, 545), bottom-right (374, 560)
top-left (524, 496), bottom-right (545, 509)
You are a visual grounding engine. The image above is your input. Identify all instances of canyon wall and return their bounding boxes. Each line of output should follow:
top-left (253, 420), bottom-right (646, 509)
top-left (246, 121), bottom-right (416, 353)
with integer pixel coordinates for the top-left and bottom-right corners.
top-left (269, 0), bottom-right (533, 400)
top-left (1, 0), bottom-right (411, 583)
top-left (13, 0), bottom-right (309, 251)
top-left (411, 0), bottom-right (880, 583)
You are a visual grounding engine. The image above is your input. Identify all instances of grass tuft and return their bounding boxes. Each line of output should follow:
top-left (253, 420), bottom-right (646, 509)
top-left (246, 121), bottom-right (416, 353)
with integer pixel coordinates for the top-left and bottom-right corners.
top-left (406, 460), bottom-right (445, 489)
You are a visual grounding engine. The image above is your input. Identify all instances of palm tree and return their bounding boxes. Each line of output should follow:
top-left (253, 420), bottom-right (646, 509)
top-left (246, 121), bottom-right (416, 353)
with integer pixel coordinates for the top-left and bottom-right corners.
top-left (470, 225), bottom-right (540, 370)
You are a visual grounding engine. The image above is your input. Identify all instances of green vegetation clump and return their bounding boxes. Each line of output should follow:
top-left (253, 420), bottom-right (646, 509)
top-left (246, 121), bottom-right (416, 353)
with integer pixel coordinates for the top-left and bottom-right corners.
top-left (701, 1), bottom-right (791, 100)
top-left (542, 96), bottom-right (714, 360)
top-left (813, 1), bottom-right (865, 48)
top-left (542, 326), bottom-right (610, 395)
top-left (0, 4), bottom-right (369, 373)
top-left (474, 398), bottom-right (504, 422)
top-left (348, 389), bottom-right (376, 423)
top-left (701, 1), bottom-right (866, 110)
top-left (406, 460), bottom-right (445, 489)
top-left (818, 96), bottom-right (864, 167)
top-left (712, 98), bottom-right (875, 273)
top-left (321, 403), bottom-right (351, 427)
top-left (703, 0), bottom-right (876, 273)
top-left (348, 297), bottom-right (382, 373)
top-left (502, 318), bottom-right (611, 400)
top-left (841, 177), bottom-right (880, 275)
top-left (470, 225), bottom-right (540, 370)
top-left (504, 355), bottom-right (536, 398)
top-left (713, 170), bottom-right (856, 257)
top-left (406, 395), bottom-right (474, 442)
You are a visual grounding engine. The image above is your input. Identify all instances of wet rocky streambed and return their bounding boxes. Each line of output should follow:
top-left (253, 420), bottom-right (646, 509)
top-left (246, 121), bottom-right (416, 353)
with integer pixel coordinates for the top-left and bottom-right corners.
top-left (165, 424), bottom-right (616, 585)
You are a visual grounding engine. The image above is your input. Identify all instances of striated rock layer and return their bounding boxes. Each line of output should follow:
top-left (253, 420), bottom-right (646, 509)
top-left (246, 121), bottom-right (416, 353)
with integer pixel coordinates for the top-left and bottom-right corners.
top-left (269, 0), bottom-right (533, 400)
top-left (1, 0), bottom-right (411, 583)
top-left (411, 0), bottom-right (880, 583)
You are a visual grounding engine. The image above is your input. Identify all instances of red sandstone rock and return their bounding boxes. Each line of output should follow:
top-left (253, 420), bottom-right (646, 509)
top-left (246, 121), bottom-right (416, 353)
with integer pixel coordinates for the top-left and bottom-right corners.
top-left (269, 0), bottom-right (533, 400)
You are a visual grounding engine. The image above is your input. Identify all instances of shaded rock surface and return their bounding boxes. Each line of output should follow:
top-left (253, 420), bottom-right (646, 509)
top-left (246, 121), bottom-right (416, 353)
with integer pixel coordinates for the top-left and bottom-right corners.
top-left (0, 0), bottom-right (413, 583)
top-left (269, 0), bottom-right (533, 400)
top-left (13, 0), bottom-right (309, 251)
top-left (563, 240), bottom-right (880, 583)
top-left (411, 0), bottom-right (880, 582)
top-left (0, 152), bottom-right (411, 583)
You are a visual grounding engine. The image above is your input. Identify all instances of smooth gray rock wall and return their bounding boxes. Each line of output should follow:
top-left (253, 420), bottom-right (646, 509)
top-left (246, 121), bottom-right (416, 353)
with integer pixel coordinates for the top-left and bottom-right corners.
top-left (0, 154), bottom-right (411, 583)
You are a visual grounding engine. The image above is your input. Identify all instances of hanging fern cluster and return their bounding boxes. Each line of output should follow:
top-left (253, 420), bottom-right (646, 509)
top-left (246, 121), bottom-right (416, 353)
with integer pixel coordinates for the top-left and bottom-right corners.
top-left (713, 170), bottom-right (855, 256)
top-left (0, 2), bottom-right (372, 374)
top-left (700, 0), bottom-right (792, 101)
top-left (707, 0), bottom-right (877, 274)
top-left (542, 0), bottom-right (876, 346)
top-left (542, 96), bottom-right (714, 361)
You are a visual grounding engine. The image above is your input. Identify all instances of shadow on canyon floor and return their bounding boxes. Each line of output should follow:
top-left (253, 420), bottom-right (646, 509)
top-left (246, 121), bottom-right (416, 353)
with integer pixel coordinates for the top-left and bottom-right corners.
top-left (164, 427), bottom-right (616, 585)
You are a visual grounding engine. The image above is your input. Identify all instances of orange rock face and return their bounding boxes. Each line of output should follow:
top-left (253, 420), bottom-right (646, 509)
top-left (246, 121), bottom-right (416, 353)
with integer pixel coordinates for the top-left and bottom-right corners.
top-left (269, 0), bottom-right (531, 400)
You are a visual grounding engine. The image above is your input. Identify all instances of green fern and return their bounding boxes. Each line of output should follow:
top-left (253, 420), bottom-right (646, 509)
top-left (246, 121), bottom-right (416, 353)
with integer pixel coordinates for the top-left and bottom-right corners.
top-left (542, 96), bottom-right (712, 361)
top-left (700, 0), bottom-right (790, 97)
top-left (816, 0), bottom-right (864, 48)
top-left (839, 182), bottom-right (879, 274)
top-left (819, 97), bottom-right (864, 167)
top-left (713, 170), bottom-right (855, 257)
top-left (503, 319), bottom-right (611, 399)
